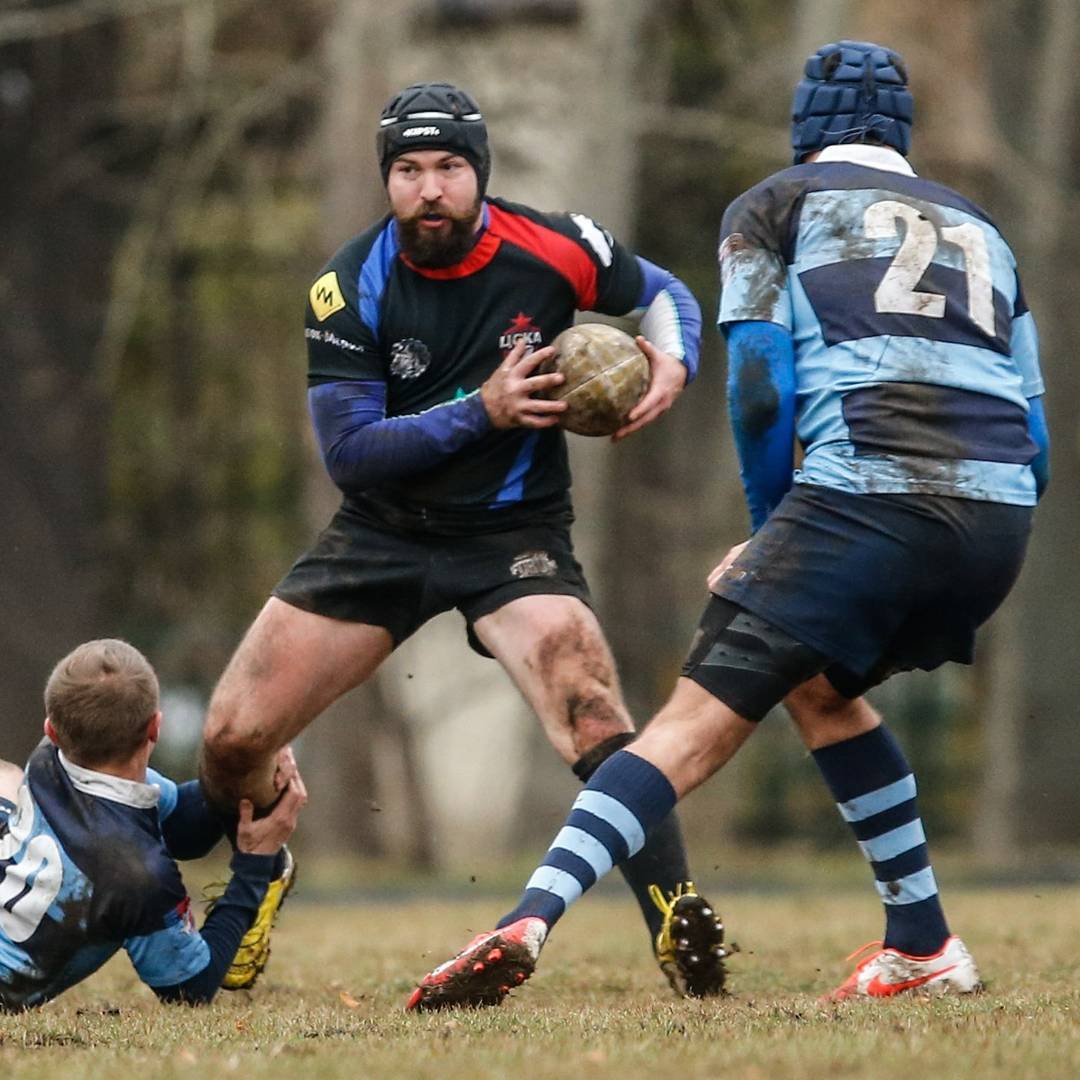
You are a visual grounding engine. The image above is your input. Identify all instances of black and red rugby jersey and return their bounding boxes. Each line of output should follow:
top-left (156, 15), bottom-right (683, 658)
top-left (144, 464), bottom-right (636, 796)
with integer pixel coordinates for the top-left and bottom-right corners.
top-left (303, 198), bottom-right (644, 532)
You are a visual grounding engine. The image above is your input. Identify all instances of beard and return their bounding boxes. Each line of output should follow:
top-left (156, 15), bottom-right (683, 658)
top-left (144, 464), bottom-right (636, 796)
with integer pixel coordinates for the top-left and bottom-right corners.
top-left (396, 198), bottom-right (483, 268)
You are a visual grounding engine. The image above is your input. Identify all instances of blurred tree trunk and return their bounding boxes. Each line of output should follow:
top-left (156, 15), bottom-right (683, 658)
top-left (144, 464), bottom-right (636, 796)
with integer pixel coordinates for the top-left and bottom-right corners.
top-left (0, 27), bottom-right (119, 759)
top-left (980, 0), bottom-right (1080, 850)
top-left (293, 0), bottom-right (436, 865)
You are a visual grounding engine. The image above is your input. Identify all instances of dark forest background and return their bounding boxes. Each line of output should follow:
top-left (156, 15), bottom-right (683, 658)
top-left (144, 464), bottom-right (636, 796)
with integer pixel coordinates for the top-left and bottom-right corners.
top-left (2, 0), bottom-right (1077, 872)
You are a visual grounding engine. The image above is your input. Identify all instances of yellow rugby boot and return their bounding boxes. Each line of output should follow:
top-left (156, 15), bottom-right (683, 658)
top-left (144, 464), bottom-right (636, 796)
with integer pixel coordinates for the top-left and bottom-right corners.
top-left (220, 847), bottom-right (297, 991)
top-left (650, 881), bottom-right (729, 998)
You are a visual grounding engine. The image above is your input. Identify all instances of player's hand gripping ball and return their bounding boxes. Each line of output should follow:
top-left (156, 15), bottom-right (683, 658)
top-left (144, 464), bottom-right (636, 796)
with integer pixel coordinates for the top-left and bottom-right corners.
top-left (539, 323), bottom-right (650, 436)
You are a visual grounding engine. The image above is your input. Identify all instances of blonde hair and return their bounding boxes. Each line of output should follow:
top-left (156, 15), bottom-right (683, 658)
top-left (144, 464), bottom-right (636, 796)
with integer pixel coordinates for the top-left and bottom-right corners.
top-left (44, 639), bottom-right (159, 767)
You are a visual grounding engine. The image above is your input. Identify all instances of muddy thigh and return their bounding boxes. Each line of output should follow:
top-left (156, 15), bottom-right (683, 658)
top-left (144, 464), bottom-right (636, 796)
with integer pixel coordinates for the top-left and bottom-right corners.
top-left (201, 597), bottom-right (393, 807)
top-left (473, 594), bottom-right (633, 764)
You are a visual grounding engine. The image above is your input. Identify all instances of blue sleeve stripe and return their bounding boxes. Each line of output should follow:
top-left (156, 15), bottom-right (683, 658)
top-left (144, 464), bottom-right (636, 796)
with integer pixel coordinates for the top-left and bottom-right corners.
top-left (358, 221), bottom-right (400, 341)
top-left (635, 256), bottom-right (671, 305)
top-left (634, 257), bottom-right (702, 379)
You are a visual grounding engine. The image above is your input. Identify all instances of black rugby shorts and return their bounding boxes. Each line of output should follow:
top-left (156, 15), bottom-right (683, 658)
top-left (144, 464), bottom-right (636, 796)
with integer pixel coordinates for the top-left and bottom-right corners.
top-left (272, 502), bottom-right (592, 656)
top-left (685, 484), bottom-right (1032, 716)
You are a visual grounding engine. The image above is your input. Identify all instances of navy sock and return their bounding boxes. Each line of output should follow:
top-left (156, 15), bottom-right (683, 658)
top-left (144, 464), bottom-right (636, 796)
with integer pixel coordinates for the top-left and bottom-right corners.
top-left (616, 813), bottom-right (690, 944)
top-left (812, 725), bottom-right (950, 956)
top-left (572, 736), bottom-right (690, 945)
top-left (498, 750), bottom-right (677, 931)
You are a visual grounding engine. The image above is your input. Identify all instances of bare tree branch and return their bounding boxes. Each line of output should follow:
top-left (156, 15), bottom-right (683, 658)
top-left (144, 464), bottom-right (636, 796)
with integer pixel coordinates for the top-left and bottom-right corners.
top-left (95, 43), bottom-right (321, 393)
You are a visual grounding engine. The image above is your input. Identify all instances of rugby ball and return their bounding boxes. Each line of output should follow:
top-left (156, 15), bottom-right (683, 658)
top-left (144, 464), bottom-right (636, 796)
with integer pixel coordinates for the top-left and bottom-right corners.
top-left (540, 323), bottom-right (649, 436)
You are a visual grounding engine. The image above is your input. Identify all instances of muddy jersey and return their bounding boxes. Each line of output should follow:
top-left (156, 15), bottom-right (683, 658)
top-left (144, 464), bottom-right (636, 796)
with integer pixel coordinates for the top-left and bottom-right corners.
top-left (0, 743), bottom-right (209, 1009)
top-left (304, 198), bottom-right (644, 531)
top-left (718, 146), bottom-right (1043, 505)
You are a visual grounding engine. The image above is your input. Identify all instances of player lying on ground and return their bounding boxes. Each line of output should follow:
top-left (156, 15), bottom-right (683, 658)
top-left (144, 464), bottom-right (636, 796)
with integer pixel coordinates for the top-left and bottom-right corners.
top-left (200, 81), bottom-right (726, 999)
top-left (0, 640), bottom-right (305, 1010)
top-left (407, 40), bottom-right (1050, 1008)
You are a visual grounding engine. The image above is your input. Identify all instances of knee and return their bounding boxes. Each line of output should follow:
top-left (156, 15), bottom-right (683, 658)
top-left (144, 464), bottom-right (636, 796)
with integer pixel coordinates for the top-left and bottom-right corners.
top-left (786, 675), bottom-right (851, 721)
top-left (785, 675), bottom-right (879, 748)
top-left (202, 698), bottom-right (277, 770)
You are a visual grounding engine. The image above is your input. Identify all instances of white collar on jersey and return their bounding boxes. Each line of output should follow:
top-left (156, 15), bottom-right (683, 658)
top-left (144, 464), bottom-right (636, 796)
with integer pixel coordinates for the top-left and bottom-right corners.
top-left (58, 749), bottom-right (161, 809)
top-left (814, 144), bottom-right (917, 176)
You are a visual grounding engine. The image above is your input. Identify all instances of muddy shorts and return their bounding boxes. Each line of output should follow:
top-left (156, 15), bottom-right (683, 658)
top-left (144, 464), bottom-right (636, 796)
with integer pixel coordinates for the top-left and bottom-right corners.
top-left (272, 502), bottom-right (592, 656)
top-left (684, 484), bottom-right (1032, 716)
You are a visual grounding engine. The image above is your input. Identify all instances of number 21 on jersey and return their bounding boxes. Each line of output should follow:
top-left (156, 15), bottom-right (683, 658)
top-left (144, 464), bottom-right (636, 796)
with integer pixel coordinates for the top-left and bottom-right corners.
top-left (865, 199), bottom-right (996, 337)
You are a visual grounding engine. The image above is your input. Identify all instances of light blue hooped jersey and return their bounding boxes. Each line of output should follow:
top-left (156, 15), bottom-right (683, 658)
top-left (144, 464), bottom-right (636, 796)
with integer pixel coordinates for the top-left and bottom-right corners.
top-left (0, 744), bottom-right (210, 1010)
top-left (718, 144), bottom-right (1043, 505)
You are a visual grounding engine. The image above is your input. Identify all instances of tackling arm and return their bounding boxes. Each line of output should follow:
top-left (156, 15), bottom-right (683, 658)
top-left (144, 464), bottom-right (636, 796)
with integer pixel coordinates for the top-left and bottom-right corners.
top-left (135, 852), bottom-right (278, 1006)
top-left (725, 320), bottom-right (797, 532)
top-left (158, 779), bottom-right (225, 861)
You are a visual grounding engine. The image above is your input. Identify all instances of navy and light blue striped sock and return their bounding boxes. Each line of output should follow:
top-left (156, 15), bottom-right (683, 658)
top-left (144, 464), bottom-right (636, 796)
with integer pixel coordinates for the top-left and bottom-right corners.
top-left (497, 750), bottom-right (677, 930)
top-left (812, 725), bottom-right (950, 956)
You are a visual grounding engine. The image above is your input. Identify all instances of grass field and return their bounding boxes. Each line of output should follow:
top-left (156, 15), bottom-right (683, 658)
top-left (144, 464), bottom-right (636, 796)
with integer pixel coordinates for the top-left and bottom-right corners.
top-left (2, 877), bottom-right (1078, 1079)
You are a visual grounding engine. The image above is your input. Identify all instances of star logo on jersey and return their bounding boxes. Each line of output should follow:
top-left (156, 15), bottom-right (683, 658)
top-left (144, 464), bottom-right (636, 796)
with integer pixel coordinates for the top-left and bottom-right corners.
top-left (309, 271), bottom-right (345, 322)
top-left (389, 338), bottom-right (432, 380)
top-left (498, 312), bottom-right (543, 357)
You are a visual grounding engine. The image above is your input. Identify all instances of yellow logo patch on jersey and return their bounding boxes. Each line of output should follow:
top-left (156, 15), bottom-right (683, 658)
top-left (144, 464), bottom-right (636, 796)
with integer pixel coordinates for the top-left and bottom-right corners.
top-left (309, 271), bottom-right (345, 322)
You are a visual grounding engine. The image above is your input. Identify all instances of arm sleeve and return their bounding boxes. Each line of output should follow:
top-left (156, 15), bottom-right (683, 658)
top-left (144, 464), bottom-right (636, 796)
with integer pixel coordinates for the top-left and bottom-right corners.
top-left (1011, 275), bottom-right (1045, 397)
top-left (156, 777), bottom-right (225, 862)
top-left (1027, 395), bottom-right (1050, 500)
top-left (717, 184), bottom-right (795, 330)
top-left (633, 257), bottom-right (702, 382)
top-left (309, 379), bottom-right (493, 493)
top-left (725, 320), bottom-right (797, 532)
top-left (131, 851), bottom-right (276, 1005)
